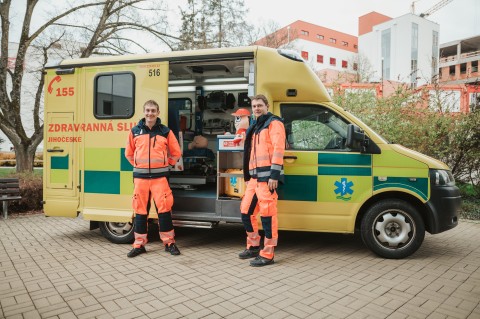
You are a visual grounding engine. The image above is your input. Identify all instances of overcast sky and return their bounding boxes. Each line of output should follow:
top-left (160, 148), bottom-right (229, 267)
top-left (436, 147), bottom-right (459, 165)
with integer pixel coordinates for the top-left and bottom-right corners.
top-left (10, 0), bottom-right (480, 47)
top-left (243, 0), bottom-right (480, 43)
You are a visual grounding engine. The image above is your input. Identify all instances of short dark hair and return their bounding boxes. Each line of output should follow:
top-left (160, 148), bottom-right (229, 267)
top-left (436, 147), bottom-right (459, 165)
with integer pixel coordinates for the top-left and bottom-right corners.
top-left (143, 99), bottom-right (159, 111)
top-left (251, 94), bottom-right (269, 106)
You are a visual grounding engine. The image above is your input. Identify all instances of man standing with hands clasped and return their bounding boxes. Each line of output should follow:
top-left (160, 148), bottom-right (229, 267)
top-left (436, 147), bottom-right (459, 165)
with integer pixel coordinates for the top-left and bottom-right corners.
top-left (125, 99), bottom-right (182, 257)
top-left (239, 94), bottom-right (286, 267)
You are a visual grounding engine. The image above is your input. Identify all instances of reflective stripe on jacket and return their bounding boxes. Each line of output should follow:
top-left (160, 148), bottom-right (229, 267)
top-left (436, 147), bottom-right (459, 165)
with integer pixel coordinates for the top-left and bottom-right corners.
top-left (244, 113), bottom-right (286, 183)
top-left (125, 118), bottom-right (181, 179)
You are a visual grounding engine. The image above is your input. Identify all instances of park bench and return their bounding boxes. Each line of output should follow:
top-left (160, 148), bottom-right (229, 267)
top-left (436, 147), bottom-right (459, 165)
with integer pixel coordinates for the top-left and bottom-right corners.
top-left (0, 178), bottom-right (21, 219)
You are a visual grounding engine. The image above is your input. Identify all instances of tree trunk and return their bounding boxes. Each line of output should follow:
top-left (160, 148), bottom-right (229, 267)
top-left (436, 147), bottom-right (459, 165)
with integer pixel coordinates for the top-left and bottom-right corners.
top-left (14, 141), bottom-right (36, 173)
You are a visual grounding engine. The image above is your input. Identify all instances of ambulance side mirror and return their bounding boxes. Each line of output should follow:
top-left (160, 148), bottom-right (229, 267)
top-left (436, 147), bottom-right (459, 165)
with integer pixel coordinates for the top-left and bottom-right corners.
top-left (346, 124), bottom-right (365, 151)
top-left (346, 124), bottom-right (381, 154)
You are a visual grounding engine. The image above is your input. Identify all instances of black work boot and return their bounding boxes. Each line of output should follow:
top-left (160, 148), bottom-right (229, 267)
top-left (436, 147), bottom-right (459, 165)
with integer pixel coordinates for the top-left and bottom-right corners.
top-left (250, 255), bottom-right (274, 267)
top-left (127, 246), bottom-right (146, 258)
top-left (165, 243), bottom-right (181, 255)
top-left (238, 246), bottom-right (260, 259)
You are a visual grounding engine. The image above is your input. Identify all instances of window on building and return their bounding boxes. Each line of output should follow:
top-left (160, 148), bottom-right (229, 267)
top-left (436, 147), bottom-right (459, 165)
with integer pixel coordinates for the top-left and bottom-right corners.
top-left (342, 60), bottom-right (348, 68)
top-left (330, 57), bottom-right (336, 66)
top-left (301, 30), bottom-right (309, 36)
top-left (432, 31), bottom-right (439, 78)
top-left (316, 34), bottom-right (324, 40)
top-left (342, 41), bottom-right (348, 46)
top-left (411, 60), bottom-right (418, 87)
top-left (472, 60), bottom-right (479, 73)
top-left (317, 55), bottom-right (324, 63)
top-left (469, 92), bottom-right (480, 112)
top-left (95, 73), bottom-right (135, 118)
top-left (381, 28), bottom-right (391, 80)
top-left (329, 38), bottom-right (336, 44)
top-left (449, 65), bottom-right (455, 76)
top-left (460, 63), bottom-right (467, 74)
top-left (429, 90), bottom-right (460, 112)
top-left (301, 51), bottom-right (309, 60)
top-left (411, 23), bottom-right (419, 84)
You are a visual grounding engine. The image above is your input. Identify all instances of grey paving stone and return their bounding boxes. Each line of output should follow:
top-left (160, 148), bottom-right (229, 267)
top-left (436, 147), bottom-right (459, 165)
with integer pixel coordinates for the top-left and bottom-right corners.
top-left (0, 215), bottom-right (479, 319)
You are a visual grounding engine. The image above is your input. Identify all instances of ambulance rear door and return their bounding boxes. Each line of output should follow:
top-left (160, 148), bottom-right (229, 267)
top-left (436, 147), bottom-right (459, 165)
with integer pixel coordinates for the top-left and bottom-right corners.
top-left (43, 69), bottom-right (80, 217)
top-left (80, 61), bottom-right (169, 221)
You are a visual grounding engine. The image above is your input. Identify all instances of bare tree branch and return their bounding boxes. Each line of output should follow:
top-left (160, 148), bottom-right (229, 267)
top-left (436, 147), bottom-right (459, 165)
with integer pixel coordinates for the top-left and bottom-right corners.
top-left (52, 23), bottom-right (95, 33)
top-left (0, 0), bottom-right (177, 172)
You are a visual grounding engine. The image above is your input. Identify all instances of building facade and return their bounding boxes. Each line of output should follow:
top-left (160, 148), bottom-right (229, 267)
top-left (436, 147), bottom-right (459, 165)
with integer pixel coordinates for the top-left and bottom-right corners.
top-left (359, 12), bottom-right (440, 88)
top-left (439, 35), bottom-right (480, 85)
top-left (254, 20), bottom-right (358, 83)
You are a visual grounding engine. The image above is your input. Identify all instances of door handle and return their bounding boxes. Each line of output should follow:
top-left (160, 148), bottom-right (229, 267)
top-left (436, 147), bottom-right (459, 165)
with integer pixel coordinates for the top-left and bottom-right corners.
top-left (283, 155), bottom-right (297, 160)
top-left (47, 149), bottom-right (64, 153)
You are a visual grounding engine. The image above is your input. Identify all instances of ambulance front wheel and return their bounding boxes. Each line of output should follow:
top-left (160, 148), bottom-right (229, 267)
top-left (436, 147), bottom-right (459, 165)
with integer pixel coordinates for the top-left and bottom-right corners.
top-left (361, 199), bottom-right (425, 259)
top-left (99, 221), bottom-right (134, 244)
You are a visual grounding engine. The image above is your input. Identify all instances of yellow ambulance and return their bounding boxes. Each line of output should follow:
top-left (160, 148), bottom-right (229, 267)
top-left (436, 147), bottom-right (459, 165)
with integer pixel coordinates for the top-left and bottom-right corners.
top-left (43, 46), bottom-right (461, 258)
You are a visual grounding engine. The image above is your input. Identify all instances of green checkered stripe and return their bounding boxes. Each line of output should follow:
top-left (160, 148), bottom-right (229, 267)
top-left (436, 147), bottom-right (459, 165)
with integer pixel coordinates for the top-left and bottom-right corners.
top-left (278, 153), bottom-right (372, 202)
top-left (374, 177), bottom-right (428, 200)
top-left (84, 148), bottom-right (133, 194)
top-left (50, 154), bottom-right (69, 184)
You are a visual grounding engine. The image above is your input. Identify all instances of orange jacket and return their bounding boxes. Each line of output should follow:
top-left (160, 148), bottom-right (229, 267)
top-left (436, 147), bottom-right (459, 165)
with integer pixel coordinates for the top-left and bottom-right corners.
top-left (125, 118), bottom-right (181, 178)
top-left (243, 113), bottom-right (285, 183)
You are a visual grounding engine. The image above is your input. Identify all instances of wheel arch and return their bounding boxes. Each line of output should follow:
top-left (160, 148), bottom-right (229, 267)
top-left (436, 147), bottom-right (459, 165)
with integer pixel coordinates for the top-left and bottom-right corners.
top-left (355, 191), bottom-right (430, 234)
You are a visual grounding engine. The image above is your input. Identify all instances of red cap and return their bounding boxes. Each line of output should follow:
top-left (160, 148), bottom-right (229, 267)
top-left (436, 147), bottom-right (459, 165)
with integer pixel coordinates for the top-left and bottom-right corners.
top-left (231, 109), bottom-right (250, 117)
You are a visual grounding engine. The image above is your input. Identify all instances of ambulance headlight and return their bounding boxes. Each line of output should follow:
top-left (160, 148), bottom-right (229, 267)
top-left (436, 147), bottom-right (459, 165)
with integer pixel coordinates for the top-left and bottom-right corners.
top-left (430, 169), bottom-right (455, 186)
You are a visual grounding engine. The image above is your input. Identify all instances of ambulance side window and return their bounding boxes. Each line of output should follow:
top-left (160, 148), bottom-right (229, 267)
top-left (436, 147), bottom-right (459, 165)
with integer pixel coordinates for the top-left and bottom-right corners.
top-left (281, 104), bottom-right (349, 151)
top-left (94, 72), bottom-right (135, 119)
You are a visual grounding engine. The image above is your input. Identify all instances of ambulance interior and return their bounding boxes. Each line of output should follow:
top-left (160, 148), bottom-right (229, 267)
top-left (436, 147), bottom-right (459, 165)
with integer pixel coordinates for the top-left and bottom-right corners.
top-left (166, 59), bottom-right (253, 215)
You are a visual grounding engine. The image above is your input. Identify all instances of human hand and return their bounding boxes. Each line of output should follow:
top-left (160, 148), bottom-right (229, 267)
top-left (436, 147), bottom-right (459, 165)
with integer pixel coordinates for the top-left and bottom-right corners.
top-left (268, 179), bottom-right (278, 191)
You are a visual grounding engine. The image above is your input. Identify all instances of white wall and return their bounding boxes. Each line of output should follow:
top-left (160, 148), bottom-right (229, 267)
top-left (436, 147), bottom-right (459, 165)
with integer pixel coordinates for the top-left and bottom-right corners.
top-left (359, 13), bottom-right (439, 86)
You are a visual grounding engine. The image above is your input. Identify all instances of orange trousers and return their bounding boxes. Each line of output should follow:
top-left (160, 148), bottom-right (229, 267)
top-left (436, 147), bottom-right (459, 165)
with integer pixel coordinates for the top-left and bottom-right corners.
top-left (240, 179), bottom-right (278, 259)
top-left (132, 177), bottom-right (175, 248)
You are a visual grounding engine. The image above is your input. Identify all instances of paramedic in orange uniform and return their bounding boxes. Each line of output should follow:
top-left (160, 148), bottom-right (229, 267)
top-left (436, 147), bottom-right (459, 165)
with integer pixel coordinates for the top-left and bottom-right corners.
top-left (239, 94), bottom-right (285, 267)
top-left (125, 100), bottom-right (182, 257)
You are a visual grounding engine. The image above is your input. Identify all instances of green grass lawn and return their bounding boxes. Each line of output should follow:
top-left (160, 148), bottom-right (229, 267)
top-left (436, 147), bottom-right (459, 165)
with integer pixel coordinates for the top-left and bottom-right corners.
top-left (0, 167), bottom-right (43, 177)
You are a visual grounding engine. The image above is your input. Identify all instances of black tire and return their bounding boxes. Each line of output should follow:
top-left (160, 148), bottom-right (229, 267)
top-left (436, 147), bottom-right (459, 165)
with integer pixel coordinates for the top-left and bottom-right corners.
top-left (99, 221), bottom-right (134, 244)
top-left (360, 199), bottom-right (425, 259)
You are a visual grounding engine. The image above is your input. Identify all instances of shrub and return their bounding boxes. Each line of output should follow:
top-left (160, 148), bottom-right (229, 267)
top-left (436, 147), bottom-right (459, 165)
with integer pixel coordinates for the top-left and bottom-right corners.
top-left (459, 198), bottom-right (480, 220)
top-left (332, 86), bottom-right (480, 219)
top-left (7, 172), bottom-right (43, 213)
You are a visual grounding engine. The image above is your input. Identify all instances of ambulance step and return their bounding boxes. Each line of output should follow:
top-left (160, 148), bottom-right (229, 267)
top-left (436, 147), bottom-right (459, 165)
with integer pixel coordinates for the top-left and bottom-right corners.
top-left (173, 220), bottom-right (215, 229)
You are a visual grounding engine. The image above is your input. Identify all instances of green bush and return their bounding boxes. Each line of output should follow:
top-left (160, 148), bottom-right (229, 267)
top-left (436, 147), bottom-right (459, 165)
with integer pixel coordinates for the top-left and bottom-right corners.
top-left (332, 86), bottom-right (480, 219)
top-left (6, 172), bottom-right (43, 213)
top-left (459, 198), bottom-right (480, 220)
top-left (457, 182), bottom-right (480, 220)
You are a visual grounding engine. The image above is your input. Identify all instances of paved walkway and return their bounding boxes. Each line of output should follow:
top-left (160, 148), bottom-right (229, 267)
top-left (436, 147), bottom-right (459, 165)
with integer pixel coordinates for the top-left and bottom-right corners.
top-left (0, 214), bottom-right (479, 319)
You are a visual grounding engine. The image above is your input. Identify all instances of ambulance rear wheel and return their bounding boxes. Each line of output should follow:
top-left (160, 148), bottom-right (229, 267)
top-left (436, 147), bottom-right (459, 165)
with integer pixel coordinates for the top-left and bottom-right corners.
top-left (100, 221), bottom-right (134, 244)
top-left (361, 199), bottom-right (425, 259)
